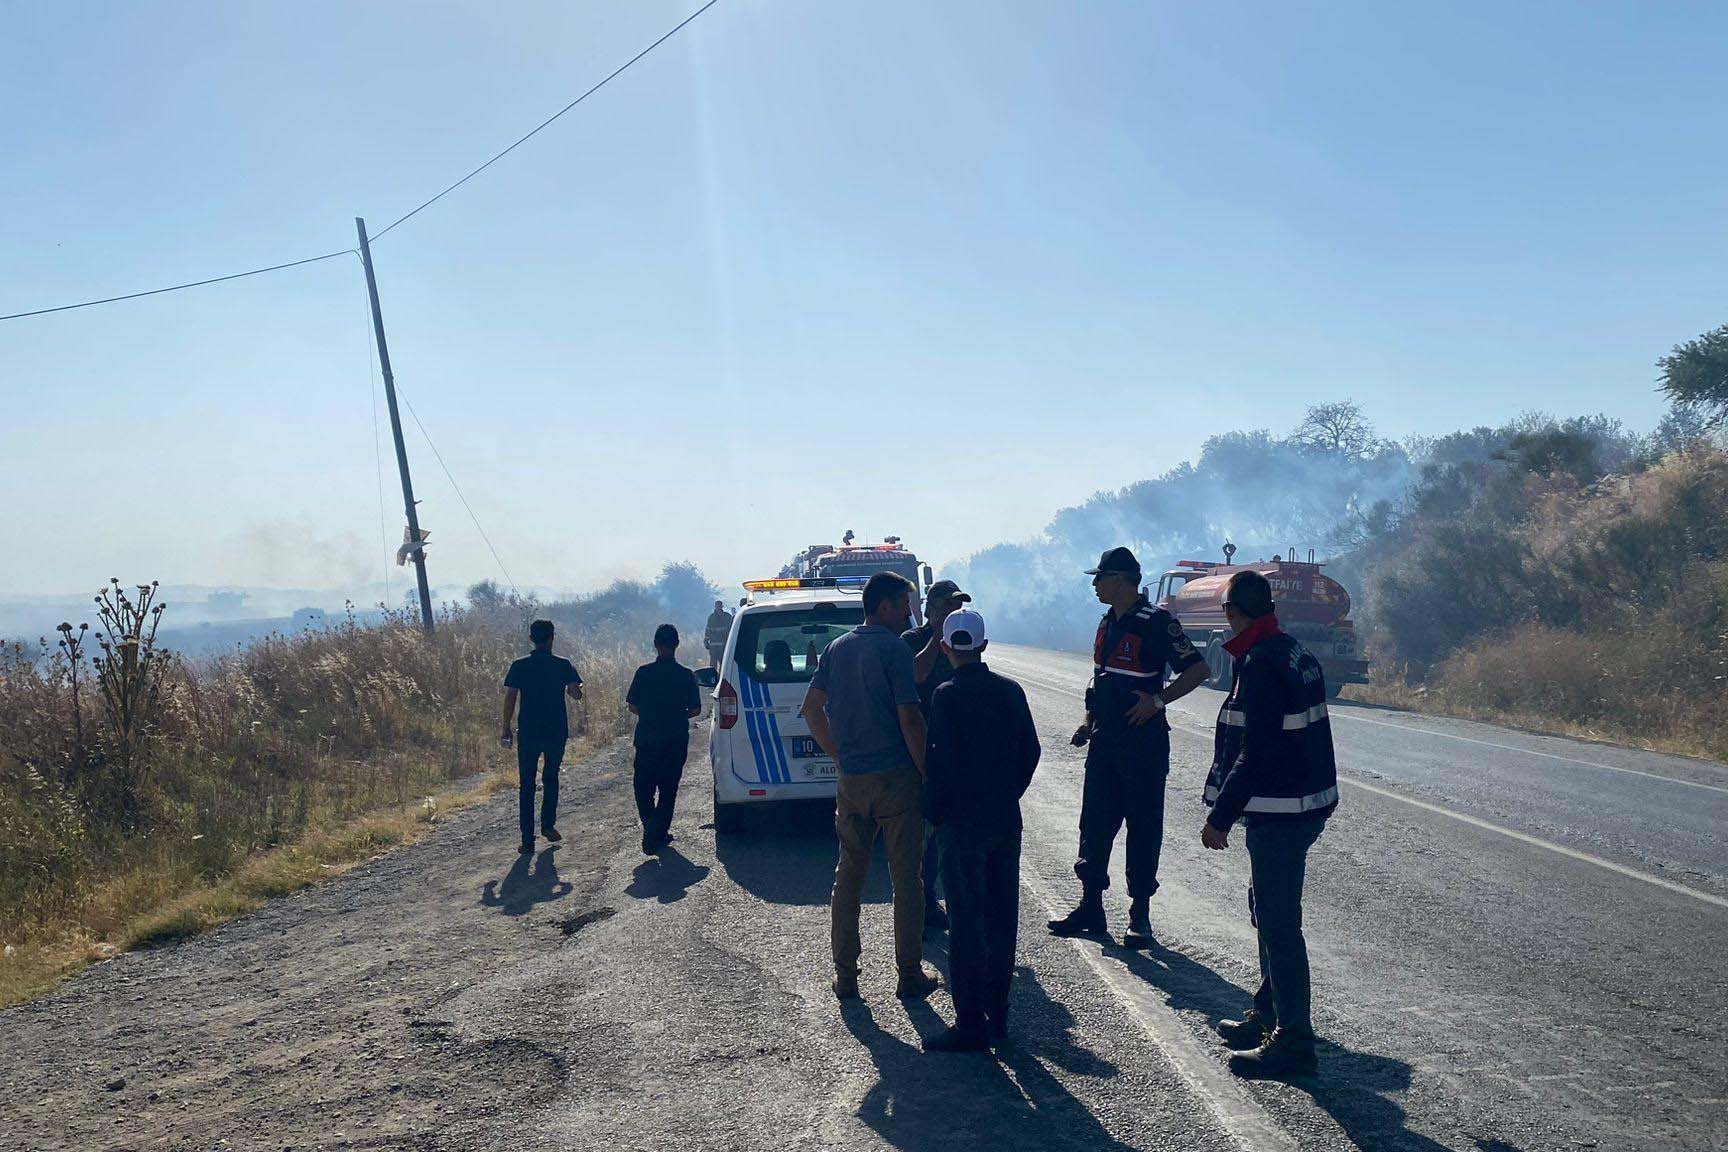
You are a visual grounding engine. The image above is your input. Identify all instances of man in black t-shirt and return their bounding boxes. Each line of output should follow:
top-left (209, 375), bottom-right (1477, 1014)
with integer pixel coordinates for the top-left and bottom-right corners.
top-left (1049, 547), bottom-right (1209, 942)
top-left (626, 624), bottom-right (702, 854)
top-left (501, 619), bottom-right (584, 854)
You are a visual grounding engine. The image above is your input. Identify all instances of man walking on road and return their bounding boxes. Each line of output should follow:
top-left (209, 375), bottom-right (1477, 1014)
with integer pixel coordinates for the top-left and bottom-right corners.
top-left (704, 600), bottom-right (734, 670)
top-left (1202, 569), bottom-right (1339, 1079)
top-left (920, 608), bottom-right (1041, 1053)
top-left (902, 578), bottom-right (971, 933)
top-left (501, 619), bottom-right (584, 855)
top-left (803, 571), bottom-right (942, 1002)
top-left (1050, 547), bottom-right (1209, 941)
top-left (627, 624), bottom-right (703, 855)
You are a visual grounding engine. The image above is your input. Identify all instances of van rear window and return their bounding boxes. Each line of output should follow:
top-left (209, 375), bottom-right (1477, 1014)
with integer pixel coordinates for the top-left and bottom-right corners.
top-left (737, 603), bottom-right (864, 684)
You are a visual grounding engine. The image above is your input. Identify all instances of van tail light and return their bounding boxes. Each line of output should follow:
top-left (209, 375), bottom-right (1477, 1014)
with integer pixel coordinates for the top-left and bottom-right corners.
top-left (717, 679), bottom-right (739, 730)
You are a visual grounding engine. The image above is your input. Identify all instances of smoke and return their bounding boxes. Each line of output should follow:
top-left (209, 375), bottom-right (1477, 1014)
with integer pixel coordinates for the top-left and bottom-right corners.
top-left (946, 404), bottom-right (1420, 648)
top-left (218, 517), bottom-right (379, 590)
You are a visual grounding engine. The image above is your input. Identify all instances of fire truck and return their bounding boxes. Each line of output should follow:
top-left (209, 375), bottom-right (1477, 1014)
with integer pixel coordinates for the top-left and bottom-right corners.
top-left (780, 533), bottom-right (934, 624)
top-left (1148, 543), bottom-right (1369, 698)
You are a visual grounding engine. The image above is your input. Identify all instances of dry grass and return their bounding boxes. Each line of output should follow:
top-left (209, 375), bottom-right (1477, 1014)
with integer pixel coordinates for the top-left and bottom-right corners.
top-left (0, 587), bottom-right (677, 1008)
top-left (1349, 617), bottom-right (1728, 764)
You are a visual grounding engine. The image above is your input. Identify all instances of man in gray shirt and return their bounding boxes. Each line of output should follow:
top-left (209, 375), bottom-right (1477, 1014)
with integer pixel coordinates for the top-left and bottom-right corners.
top-left (804, 571), bottom-right (941, 1002)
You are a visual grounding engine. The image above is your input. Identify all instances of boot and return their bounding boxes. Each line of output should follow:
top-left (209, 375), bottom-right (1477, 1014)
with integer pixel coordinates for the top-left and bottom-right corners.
top-left (1047, 889), bottom-right (1107, 937)
top-left (832, 970), bottom-right (861, 1000)
top-left (1215, 1011), bottom-right (1272, 1051)
top-left (895, 965), bottom-right (941, 1000)
top-left (1228, 1027), bottom-right (1318, 1079)
top-left (1124, 896), bottom-right (1153, 942)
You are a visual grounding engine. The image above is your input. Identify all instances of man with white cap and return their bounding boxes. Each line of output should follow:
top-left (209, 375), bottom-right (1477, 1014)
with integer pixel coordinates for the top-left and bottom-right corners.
top-left (920, 606), bottom-right (1042, 1053)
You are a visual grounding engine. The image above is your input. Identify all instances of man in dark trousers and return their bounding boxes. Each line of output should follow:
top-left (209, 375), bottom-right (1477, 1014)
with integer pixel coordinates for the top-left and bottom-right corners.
top-left (703, 600), bottom-right (734, 670)
top-left (1202, 569), bottom-right (1339, 1078)
top-left (627, 623), bottom-right (702, 854)
top-left (920, 608), bottom-right (1040, 1053)
top-left (1050, 547), bottom-right (1209, 942)
top-left (803, 571), bottom-right (941, 1003)
top-left (500, 619), bottom-right (584, 855)
top-left (902, 578), bottom-right (971, 933)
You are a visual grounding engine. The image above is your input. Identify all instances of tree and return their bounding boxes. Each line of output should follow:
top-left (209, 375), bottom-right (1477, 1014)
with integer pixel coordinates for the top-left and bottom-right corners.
top-left (1658, 323), bottom-right (1728, 427)
top-left (1294, 400), bottom-right (1377, 459)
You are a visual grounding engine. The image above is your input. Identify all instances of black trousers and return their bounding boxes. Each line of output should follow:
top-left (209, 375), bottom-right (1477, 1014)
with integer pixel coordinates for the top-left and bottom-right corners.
top-left (633, 742), bottom-right (688, 839)
top-left (517, 736), bottom-right (566, 843)
top-left (938, 823), bottom-right (1021, 1037)
top-left (1247, 816), bottom-right (1326, 1039)
top-left (1074, 726), bottom-right (1169, 899)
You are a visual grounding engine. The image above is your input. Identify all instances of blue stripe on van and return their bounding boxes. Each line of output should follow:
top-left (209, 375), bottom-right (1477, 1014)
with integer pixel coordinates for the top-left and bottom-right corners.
top-left (748, 675), bottom-right (782, 784)
top-left (740, 674), bottom-right (770, 784)
top-left (760, 683), bottom-right (792, 782)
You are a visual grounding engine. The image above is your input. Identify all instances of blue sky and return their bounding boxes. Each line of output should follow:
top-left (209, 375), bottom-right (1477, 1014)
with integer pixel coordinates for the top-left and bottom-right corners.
top-left (4, 0), bottom-right (1725, 598)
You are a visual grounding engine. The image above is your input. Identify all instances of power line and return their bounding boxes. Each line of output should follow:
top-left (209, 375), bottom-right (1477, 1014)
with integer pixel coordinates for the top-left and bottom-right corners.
top-left (370, 0), bottom-right (720, 242)
top-left (0, 248), bottom-right (355, 323)
top-left (395, 385), bottom-right (519, 597)
top-left (0, 0), bottom-right (721, 324)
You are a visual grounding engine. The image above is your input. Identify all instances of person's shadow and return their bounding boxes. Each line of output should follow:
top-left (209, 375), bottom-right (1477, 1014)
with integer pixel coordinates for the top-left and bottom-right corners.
top-left (837, 959), bottom-right (1133, 1151)
top-left (625, 845), bottom-right (711, 904)
top-left (1105, 935), bottom-right (1475, 1152)
top-left (479, 847), bottom-right (572, 916)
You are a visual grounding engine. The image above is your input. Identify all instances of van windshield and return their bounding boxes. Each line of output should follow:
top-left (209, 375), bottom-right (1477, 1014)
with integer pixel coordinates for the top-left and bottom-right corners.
top-left (737, 603), bottom-right (865, 684)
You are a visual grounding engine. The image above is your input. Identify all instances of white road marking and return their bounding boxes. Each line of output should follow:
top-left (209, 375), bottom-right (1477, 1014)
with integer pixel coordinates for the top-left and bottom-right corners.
top-left (1018, 867), bottom-right (1298, 1152)
top-left (1323, 710), bottom-right (1728, 797)
top-left (1001, 660), bottom-right (1728, 912)
top-left (999, 646), bottom-right (1728, 797)
top-left (1338, 777), bottom-right (1728, 911)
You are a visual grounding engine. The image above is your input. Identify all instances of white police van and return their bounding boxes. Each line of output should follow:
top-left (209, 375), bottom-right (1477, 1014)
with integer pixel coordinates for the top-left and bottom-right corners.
top-left (700, 577), bottom-right (866, 831)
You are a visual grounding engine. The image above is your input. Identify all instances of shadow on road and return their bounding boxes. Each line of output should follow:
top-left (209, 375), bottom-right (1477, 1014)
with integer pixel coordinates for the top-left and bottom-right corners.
top-left (839, 977), bottom-right (1135, 1152)
top-left (1105, 936), bottom-right (1462, 1152)
top-left (713, 799), bottom-right (891, 907)
top-left (625, 845), bottom-right (711, 904)
top-left (479, 847), bottom-right (572, 917)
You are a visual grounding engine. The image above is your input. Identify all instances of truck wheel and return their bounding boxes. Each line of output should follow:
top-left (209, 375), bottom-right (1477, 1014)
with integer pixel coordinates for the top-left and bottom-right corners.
top-left (713, 790), bottom-right (745, 835)
top-left (1205, 637), bottom-right (1232, 690)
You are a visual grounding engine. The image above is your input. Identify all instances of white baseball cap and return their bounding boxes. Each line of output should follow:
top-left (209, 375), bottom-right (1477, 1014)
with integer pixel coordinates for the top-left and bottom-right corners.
top-left (941, 608), bottom-right (988, 651)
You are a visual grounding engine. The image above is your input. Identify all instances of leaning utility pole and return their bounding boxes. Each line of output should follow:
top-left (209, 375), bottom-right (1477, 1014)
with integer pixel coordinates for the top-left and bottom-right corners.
top-left (356, 217), bottom-right (435, 635)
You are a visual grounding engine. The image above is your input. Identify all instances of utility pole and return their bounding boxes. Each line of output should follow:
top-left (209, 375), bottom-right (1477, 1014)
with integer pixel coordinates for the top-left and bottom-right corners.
top-left (356, 217), bottom-right (435, 635)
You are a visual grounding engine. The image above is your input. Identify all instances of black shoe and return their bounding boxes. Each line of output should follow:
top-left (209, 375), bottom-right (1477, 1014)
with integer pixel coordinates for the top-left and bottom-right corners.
top-left (985, 1014), bottom-right (1008, 1047)
top-left (641, 831), bottom-right (658, 855)
top-left (1123, 897), bottom-right (1153, 943)
top-left (923, 1026), bottom-right (990, 1053)
top-left (1047, 897), bottom-right (1107, 937)
top-left (517, 841), bottom-right (535, 855)
top-left (1216, 1012), bottom-right (1272, 1051)
top-left (1229, 1028), bottom-right (1318, 1079)
top-left (542, 826), bottom-right (562, 843)
top-left (924, 901), bottom-right (949, 933)
top-left (832, 971), bottom-right (861, 1000)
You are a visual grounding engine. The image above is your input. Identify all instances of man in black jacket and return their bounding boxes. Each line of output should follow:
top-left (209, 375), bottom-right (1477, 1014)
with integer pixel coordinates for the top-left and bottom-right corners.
top-left (1201, 569), bottom-right (1339, 1078)
top-left (627, 624), bottom-right (702, 854)
top-left (920, 608), bottom-right (1041, 1053)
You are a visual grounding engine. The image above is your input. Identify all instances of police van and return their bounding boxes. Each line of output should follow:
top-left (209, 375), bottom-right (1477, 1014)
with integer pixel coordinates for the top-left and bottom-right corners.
top-left (699, 577), bottom-right (866, 831)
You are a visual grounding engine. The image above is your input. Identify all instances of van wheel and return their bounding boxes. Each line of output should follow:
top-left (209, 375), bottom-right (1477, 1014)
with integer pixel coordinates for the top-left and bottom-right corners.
top-left (713, 791), bottom-right (745, 834)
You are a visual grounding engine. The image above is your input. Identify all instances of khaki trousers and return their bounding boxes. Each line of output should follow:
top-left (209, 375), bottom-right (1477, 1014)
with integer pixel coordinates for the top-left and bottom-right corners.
top-left (831, 766), bottom-right (926, 977)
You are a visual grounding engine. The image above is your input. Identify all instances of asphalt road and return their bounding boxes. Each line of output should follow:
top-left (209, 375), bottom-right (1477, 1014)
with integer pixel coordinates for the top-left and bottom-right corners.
top-left (989, 643), bottom-right (1728, 1152)
top-left (4, 645), bottom-right (1723, 1151)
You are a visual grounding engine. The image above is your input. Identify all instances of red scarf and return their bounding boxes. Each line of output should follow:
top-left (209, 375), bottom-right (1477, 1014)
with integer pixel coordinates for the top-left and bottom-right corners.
top-left (1223, 611), bottom-right (1281, 659)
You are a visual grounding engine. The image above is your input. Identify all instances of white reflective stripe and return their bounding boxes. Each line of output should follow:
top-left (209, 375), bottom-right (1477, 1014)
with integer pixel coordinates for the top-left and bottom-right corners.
top-left (1203, 784), bottom-right (1221, 801)
top-left (1281, 703), bottom-right (1330, 730)
top-left (1240, 786), bottom-right (1340, 814)
top-left (1219, 709), bottom-right (1246, 727)
top-left (1099, 666), bottom-right (1160, 679)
